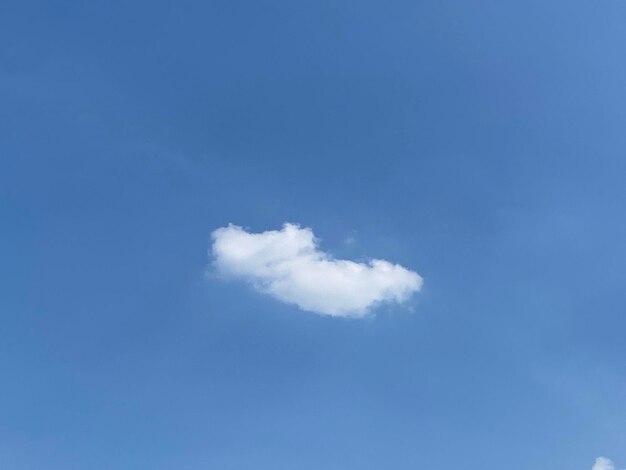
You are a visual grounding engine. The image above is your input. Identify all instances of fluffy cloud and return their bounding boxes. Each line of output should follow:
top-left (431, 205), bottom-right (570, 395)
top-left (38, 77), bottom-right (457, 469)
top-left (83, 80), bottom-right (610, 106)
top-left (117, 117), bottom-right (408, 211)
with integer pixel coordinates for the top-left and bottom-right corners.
top-left (210, 223), bottom-right (422, 317)
top-left (594, 457), bottom-right (618, 470)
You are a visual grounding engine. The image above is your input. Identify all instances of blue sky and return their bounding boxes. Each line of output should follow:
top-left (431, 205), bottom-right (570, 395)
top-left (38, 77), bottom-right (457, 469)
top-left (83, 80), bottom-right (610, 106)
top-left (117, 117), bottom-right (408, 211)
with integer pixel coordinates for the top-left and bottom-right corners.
top-left (2, 0), bottom-right (626, 468)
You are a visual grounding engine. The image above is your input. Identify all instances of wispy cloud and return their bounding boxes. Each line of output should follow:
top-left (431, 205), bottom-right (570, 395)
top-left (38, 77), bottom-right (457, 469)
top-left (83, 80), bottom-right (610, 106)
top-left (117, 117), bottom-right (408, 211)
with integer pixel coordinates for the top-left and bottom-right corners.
top-left (210, 223), bottom-right (422, 317)
top-left (593, 457), bottom-right (622, 470)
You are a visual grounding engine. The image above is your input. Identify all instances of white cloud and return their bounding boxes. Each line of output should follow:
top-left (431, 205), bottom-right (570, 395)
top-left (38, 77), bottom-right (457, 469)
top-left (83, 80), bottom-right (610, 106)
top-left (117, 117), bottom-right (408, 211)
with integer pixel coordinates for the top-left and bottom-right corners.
top-left (593, 457), bottom-right (616, 470)
top-left (210, 223), bottom-right (423, 317)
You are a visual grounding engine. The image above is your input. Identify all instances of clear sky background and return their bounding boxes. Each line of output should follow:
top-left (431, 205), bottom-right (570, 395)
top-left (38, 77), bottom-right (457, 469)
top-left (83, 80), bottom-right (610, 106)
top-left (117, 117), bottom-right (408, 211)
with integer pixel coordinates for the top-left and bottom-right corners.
top-left (2, 1), bottom-right (626, 469)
